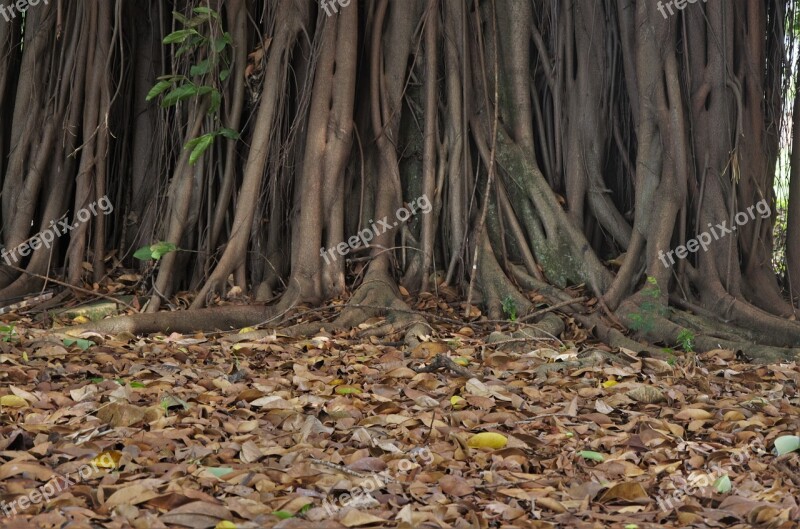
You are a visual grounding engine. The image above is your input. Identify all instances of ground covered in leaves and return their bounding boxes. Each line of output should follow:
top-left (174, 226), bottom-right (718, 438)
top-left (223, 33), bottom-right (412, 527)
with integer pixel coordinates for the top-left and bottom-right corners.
top-left (0, 297), bottom-right (799, 528)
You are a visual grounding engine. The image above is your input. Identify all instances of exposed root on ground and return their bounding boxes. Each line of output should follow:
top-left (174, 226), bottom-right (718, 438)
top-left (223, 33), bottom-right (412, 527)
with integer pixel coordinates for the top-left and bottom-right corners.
top-left (333, 271), bottom-right (431, 349)
top-left (617, 298), bottom-right (800, 363)
top-left (63, 288), bottom-right (302, 336)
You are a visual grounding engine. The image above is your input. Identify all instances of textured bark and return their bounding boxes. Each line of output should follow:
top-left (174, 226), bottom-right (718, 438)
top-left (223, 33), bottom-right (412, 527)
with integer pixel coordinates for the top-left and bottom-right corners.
top-left (0, 0), bottom-right (796, 360)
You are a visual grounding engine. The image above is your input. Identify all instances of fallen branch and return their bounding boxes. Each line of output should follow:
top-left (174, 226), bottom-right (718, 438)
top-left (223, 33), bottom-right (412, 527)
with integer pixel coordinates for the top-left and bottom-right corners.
top-left (414, 352), bottom-right (478, 379)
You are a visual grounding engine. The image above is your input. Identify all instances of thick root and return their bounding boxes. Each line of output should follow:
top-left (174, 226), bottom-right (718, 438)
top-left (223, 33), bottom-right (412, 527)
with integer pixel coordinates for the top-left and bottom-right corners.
top-left (61, 304), bottom-right (277, 335)
top-left (334, 271), bottom-right (431, 349)
top-left (61, 286), bottom-right (302, 336)
top-left (617, 298), bottom-right (800, 363)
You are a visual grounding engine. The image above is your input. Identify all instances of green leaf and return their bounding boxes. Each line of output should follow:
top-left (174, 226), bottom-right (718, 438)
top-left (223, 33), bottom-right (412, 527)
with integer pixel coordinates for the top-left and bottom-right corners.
top-left (150, 241), bottom-right (178, 260)
top-left (163, 29), bottom-right (197, 44)
top-left (175, 44), bottom-right (192, 58)
top-left (187, 15), bottom-right (211, 29)
top-left (214, 37), bottom-right (228, 53)
top-left (129, 381), bottom-right (146, 388)
top-left (205, 466), bottom-right (234, 478)
top-left (272, 511), bottom-right (294, 520)
top-left (209, 90), bottom-right (222, 114)
top-left (188, 34), bottom-right (206, 47)
top-left (184, 134), bottom-right (209, 150)
top-left (161, 83), bottom-right (199, 107)
top-left (171, 11), bottom-right (189, 25)
top-left (188, 134), bottom-right (214, 165)
top-left (217, 128), bottom-right (240, 140)
top-left (190, 59), bottom-right (211, 77)
top-left (134, 241), bottom-right (178, 261)
top-left (219, 69), bottom-right (230, 81)
top-left (63, 338), bottom-right (92, 351)
top-left (713, 475), bottom-right (732, 493)
top-left (89, 377), bottom-right (104, 384)
top-left (578, 450), bottom-right (604, 462)
top-left (146, 80), bottom-right (174, 101)
top-left (133, 245), bottom-right (155, 260)
top-left (193, 6), bottom-right (220, 19)
top-left (774, 435), bottom-right (800, 455)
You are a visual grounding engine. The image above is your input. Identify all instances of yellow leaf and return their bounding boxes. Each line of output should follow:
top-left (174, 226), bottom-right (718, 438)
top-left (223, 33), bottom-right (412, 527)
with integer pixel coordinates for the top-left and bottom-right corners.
top-left (602, 379), bottom-right (618, 388)
top-left (238, 327), bottom-right (256, 334)
top-left (453, 357), bottom-right (470, 366)
top-left (90, 450), bottom-right (123, 469)
top-left (329, 379), bottom-right (345, 386)
top-left (335, 385), bottom-right (362, 395)
top-left (22, 351), bottom-right (28, 362)
top-left (73, 315), bottom-right (90, 324)
top-left (467, 432), bottom-right (508, 449)
top-left (0, 395), bottom-right (28, 408)
top-left (215, 522), bottom-right (237, 529)
top-left (450, 395), bottom-right (467, 409)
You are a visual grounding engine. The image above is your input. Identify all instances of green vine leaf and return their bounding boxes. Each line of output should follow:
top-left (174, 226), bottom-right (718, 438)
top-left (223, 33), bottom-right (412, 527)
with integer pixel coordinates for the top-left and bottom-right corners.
top-left (161, 84), bottom-right (199, 107)
top-left (163, 28), bottom-right (199, 44)
top-left (133, 241), bottom-right (178, 261)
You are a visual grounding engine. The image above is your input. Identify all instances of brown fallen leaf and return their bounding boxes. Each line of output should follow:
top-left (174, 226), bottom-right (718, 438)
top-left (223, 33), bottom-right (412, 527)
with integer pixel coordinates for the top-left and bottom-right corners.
top-left (0, 461), bottom-right (55, 481)
top-left (439, 474), bottom-right (474, 497)
top-left (535, 497), bottom-right (567, 513)
top-left (339, 509), bottom-right (387, 527)
top-left (597, 482), bottom-right (649, 503)
top-left (627, 385), bottom-right (666, 404)
top-left (97, 402), bottom-right (162, 427)
top-left (104, 482), bottom-right (162, 510)
top-left (159, 501), bottom-right (233, 528)
top-left (674, 407), bottom-right (714, 421)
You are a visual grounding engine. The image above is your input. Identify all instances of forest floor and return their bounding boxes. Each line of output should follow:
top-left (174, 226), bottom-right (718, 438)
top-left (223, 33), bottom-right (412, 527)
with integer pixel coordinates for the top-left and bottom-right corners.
top-left (0, 291), bottom-right (798, 529)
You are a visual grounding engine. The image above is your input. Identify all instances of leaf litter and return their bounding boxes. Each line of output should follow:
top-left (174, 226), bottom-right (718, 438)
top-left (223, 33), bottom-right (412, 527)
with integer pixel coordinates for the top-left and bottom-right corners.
top-left (0, 299), bottom-right (798, 528)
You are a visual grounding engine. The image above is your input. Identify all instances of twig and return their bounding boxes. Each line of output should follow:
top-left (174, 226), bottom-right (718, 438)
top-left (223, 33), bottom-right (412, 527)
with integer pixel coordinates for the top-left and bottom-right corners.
top-left (513, 413), bottom-right (575, 424)
top-left (309, 457), bottom-right (396, 483)
top-left (3, 263), bottom-right (136, 312)
top-left (517, 297), bottom-right (588, 323)
top-left (0, 290), bottom-right (55, 315)
top-left (476, 413), bottom-right (577, 430)
top-left (476, 478), bottom-right (540, 490)
top-left (414, 352), bottom-right (478, 379)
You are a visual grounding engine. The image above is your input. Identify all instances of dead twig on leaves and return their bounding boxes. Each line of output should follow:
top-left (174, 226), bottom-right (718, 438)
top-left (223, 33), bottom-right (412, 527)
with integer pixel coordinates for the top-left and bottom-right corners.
top-left (517, 297), bottom-right (587, 323)
top-left (4, 263), bottom-right (137, 312)
top-left (414, 352), bottom-right (479, 379)
top-left (309, 457), bottom-right (396, 483)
